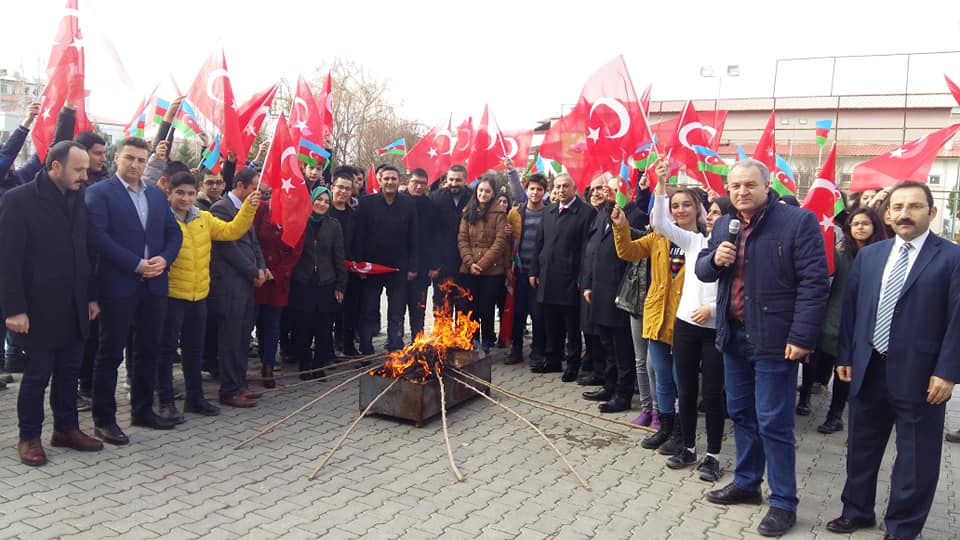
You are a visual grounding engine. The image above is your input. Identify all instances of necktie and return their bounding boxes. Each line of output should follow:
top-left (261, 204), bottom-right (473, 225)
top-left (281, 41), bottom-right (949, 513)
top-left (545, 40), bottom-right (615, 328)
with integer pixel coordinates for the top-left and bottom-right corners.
top-left (873, 242), bottom-right (913, 354)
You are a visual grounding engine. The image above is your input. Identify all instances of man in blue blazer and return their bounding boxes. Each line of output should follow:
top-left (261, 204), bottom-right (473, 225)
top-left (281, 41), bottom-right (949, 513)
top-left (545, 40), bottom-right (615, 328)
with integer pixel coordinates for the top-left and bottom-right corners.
top-left (85, 137), bottom-right (183, 444)
top-left (827, 181), bottom-right (960, 540)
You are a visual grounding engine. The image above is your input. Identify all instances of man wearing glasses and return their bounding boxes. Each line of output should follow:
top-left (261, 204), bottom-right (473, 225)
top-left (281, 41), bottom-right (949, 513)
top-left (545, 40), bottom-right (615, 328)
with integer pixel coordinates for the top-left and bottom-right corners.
top-left (197, 174), bottom-right (225, 211)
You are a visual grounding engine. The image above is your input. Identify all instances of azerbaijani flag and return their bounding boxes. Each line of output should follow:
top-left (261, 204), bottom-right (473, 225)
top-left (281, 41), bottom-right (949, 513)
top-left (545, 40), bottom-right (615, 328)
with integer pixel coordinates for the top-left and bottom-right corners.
top-left (377, 138), bottom-right (407, 157)
top-left (172, 100), bottom-right (201, 138)
top-left (153, 98), bottom-right (170, 125)
top-left (694, 146), bottom-right (730, 175)
top-left (633, 138), bottom-right (658, 170)
top-left (298, 137), bottom-right (331, 168)
top-left (201, 135), bottom-right (222, 175)
top-left (815, 119), bottom-right (832, 147)
top-left (772, 154), bottom-right (798, 196)
top-left (616, 160), bottom-right (632, 208)
top-left (124, 113), bottom-right (146, 138)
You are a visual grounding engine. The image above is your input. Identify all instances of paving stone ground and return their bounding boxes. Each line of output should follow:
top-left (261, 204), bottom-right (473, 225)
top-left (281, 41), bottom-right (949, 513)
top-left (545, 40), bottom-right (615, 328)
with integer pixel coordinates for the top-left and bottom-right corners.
top-left (0, 300), bottom-right (957, 539)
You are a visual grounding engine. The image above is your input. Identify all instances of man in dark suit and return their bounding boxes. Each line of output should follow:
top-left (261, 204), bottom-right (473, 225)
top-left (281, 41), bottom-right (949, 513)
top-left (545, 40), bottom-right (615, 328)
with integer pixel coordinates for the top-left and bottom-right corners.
top-left (404, 168), bottom-right (438, 340)
top-left (429, 165), bottom-right (473, 311)
top-left (827, 181), bottom-right (960, 540)
top-left (529, 173), bottom-right (596, 380)
top-left (85, 137), bottom-right (183, 444)
top-left (0, 141), bottom-right (105, 465)
top-left (210, 168), bottom-right (266, 408)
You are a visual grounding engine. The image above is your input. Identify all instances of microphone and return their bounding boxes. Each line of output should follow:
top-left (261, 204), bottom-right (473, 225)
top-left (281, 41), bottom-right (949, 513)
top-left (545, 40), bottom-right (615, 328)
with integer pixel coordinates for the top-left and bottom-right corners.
top-left (727, 219), bottom-right (741, 246)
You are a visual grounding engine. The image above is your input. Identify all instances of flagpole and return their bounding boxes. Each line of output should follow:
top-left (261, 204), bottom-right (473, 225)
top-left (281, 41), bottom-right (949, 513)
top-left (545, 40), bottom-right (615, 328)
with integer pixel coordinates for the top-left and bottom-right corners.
top-left (818, 145), bottom-right (823, 169)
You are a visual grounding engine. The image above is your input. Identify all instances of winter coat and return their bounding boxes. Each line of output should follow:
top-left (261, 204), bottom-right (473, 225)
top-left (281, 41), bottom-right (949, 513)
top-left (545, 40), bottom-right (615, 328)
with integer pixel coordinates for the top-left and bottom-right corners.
top-left (254, 205), bottom-right (303, 307)
top-left (167, 198), bottom-right (257, 302)
top-left (457, 206), bottom-right (508, 276)
top-left (429, 186), bottom-right (474, 276)
top-left (612, 224), bottom-right (683, 343)
top-left (530, 197), bottom-right (596, 306)
top-left (582, 208), bottom-right (632, 328)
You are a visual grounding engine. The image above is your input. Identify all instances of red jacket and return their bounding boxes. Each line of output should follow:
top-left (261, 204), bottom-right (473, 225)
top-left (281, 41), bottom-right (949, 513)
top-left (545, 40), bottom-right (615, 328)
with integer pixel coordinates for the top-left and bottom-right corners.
top-left (254, 205), bottom-right (303, 307)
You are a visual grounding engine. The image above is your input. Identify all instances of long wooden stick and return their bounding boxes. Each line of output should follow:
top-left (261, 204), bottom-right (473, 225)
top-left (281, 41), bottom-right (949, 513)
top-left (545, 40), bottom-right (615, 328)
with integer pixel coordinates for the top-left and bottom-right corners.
top-left (456, 369), bottom-right (655, 433)
top-left (452, 376), bottom-right (592, 491)
top-left (452, 368), bottom-right (627, 438)
top-left (262, 365), bottom-right (372, 395)
top-left (438, 373), bottom-right (465, 482)
top-left (308, 378), bottom-right (400, 480)
top-left (234, 370), bottom-right (369, 450)
top-left (253, 352), bottom-right (389, 381)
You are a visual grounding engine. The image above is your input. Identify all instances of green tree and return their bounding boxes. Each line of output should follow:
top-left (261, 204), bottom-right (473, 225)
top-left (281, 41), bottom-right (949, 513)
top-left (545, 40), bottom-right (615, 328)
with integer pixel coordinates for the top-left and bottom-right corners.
top-left (174, 141), bottom-right (199, 169)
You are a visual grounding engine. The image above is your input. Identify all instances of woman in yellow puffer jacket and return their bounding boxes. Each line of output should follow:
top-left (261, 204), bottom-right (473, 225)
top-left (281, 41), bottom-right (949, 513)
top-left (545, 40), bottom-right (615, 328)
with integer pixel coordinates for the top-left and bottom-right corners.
top-left (157, 171), bottom-right (260, 421)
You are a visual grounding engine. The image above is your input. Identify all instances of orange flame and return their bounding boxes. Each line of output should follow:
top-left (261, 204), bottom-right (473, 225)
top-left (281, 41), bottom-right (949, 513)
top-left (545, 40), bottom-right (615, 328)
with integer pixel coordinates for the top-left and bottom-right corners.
top-left (375, 280), bottom-right (480, 381)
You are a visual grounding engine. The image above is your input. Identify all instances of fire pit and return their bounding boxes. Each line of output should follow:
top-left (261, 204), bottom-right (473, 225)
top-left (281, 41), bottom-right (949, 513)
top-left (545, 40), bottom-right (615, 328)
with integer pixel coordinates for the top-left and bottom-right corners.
top-left (359, 348), bottom-right (491, 427)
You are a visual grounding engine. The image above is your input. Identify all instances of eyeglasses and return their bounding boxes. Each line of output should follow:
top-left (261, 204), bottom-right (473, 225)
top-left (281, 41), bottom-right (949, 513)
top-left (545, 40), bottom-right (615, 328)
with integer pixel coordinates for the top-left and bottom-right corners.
top-left (204, 180), bottom-right (225, 186)
top-left (889, 203), bottom-right (928, 213)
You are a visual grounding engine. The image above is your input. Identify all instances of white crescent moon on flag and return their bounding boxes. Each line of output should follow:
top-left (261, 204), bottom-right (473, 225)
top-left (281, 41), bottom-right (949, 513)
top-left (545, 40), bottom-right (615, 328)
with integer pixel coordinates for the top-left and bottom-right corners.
top-left (206, 68), bottom-right (228, 104)
top-left (455, 132), bottom-right (471, 152)
top-left (701, 124), bottom-right (718, 143)
top-left (294, 97), bottom-right (309, 119)
top-left (484, 124), bottom-right (500, 151)
top-left (900, 134), bottom-right (930, 159)
top-left (281, 146), bottom-right (297, 165)
top-left (679, 122), bottom-right (700, 150)
top-left (503, 136), bottom-right (518, 159)
top-left (246, 105), bottom-right (269, 132)
top-left (432, 129), bottom-right (453, 155)
top-left (589, 97), bottom-right (631, 139)
top-left (355, 262), bottom-right (372, 273)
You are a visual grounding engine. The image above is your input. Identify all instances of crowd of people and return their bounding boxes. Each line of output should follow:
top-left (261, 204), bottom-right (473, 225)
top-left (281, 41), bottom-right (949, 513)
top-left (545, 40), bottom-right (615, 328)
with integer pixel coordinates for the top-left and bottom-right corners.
top-left (1, 101), bottom-right (958, 540)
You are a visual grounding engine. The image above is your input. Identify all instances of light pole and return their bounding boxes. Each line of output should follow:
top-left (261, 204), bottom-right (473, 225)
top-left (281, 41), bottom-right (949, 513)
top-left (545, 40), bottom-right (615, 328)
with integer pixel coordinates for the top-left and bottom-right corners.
top-left (699, 64), bottom-right (740, 139)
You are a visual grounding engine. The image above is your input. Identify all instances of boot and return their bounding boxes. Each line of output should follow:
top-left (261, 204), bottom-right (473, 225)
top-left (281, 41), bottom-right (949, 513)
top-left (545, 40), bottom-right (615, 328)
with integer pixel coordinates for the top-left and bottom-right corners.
top-left (261, 365), bottom-right (276, 389)
top-left (795, 398), bottom-right (811, 416)
top-left (658, 415), bottom-right (684, 455)
top-left (641, 412), bottom-right (675, 450)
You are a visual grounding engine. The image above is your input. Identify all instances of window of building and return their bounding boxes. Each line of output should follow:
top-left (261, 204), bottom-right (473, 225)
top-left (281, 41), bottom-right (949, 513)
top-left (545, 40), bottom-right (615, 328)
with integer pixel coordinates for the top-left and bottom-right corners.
top-left (0, 85), bottom-right (8, 95)
top-left (840, 173), bottom-right (852, 184)
top-left (928, 175), bottom-right (941, 185)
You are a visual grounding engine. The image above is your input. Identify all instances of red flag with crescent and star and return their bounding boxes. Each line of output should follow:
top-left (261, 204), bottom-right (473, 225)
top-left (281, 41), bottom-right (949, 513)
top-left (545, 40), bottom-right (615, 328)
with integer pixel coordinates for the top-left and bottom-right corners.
top-left (315, 71), bottom-right (335, 141)
top-left (498, 128), bottom-right (534, 170)
top-left (366, 163), bottom-right (379, 194)
top-left (450, 117), bottom-right (474, 168)
top-left (663, 101), bottom-right (726, 194)
top-left (466, 105), bottom-right (507, 181)
top-left (290, 75), bottom-right (325, 153)
top-left (802, 143), bottom-right (840, 275)
top-left (402, 116), bottom-right (453, 181)
top-left (261, 113), bottom-right (311, 247)
top-left (850, 123), bottom-right (960, 192)
top-left (345, 261), bottom-right (398, 274)
top-left (237, 83), bottom-right (278, 161)
top-left (185, 48), bottom-right (242, 157)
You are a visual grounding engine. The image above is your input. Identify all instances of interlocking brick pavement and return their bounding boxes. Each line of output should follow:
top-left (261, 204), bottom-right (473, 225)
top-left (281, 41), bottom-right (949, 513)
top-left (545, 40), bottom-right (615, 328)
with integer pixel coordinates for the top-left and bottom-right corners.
top-left (1, 305), bottom-right (958, 539)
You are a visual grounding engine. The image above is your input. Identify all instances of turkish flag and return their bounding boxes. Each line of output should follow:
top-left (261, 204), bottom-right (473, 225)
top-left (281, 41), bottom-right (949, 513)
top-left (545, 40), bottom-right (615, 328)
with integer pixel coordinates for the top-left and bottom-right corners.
top-left (366, 163), bottom-right (379, 194)
top-left (664, 101), bottom-right (726, 194)
top-left (345, 261), bottom-right (398, 274)
top-left (33, 47), bottom-right (90, 161)
top-left (237, 83), bottom-right (278, 161)
top-left (315, 71), bottom-right (335, 141)
top-left (185, 48), bottom-right (242, 156)
top-left (753, 111), bottom-right (777, 171)
top-left (290, 74), bottom-right (324, 147)
top-left (498, 268), bottom-right (516, 347)
top-left (46, 0), bottom-right (82, 80)
top-left (261, 113), bottom-right (311, 247)
top-left (802, 143), bottom-right (840, 274)
top-left (850, 123), bottom-right (960, 192)
top-left (499, 129), bottom-right (533, 170)
top-left (450, 117), bottom-right (474, 168)
top-left (539, 97), bottom-right (590, 187)
top-left (946, 74), bottom-right (960, 106)
top-left (403, 117), bottom-right (452, 181)
top-left (466, 105), bottom-right (507, 181)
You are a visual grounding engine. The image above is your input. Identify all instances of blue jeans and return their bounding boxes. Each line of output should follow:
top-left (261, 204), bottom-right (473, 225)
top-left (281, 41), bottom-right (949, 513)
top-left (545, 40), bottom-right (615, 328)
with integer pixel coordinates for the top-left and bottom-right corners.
top-left (724, 323), bottom-right (799, 512)
top-left (158, 298), bottom-right (207, 403)
top-left (647, 339), bottom-right (678, 414)
top-left (257, 305), bottom-right (283, 367)
top-left (18, 341), bottom-right (83, 439)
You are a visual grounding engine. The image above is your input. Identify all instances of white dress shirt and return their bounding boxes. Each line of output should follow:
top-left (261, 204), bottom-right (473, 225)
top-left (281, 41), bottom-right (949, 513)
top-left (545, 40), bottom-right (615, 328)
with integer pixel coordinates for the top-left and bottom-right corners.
top-left (877, 228), bottom-right (930, 310)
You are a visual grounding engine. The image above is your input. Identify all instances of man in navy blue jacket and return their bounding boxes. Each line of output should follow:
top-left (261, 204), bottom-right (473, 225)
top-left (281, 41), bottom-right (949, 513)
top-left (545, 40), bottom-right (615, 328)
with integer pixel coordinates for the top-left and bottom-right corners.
top-left (696, 159), bottom-right (829, 537)
top-left (827, 181), bottom-right (960, 540)
top-left (85, 137), bottom-right (183, 444)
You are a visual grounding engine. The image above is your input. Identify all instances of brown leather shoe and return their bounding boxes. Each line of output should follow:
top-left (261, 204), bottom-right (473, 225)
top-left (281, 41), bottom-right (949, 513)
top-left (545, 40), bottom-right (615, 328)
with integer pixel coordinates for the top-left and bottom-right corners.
top-left (51, 430), bottom-right (104, 452)
top-left (18, 438), bottom-right (47, 466)
top-left (240, 387), bottom-right (264, 399)
top-left (261, 366), bottom-right (276, 389)
top-left (219, 394), bottom-right (257, 408)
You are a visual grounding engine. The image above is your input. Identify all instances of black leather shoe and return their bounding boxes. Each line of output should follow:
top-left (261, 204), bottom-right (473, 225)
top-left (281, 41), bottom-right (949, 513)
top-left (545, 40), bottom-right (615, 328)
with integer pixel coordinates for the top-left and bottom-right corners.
top-left (530, 363), bottom-right (563, 374)
top-left (946, 429), bottom-right (960, 443)
top-left (599, 394), bottom-right (631, 413)
top-left (561, 369), bottom-right (579, 382)
top-left (94, 424), bottom-right (130, 446)
top-left (582, 389), bottom-right (613, 402)
top-left (796, 400), bottom-right (811, 416)
top-left (825, 515), bottom-right (876, 534)
top-left (504, 349), bottom-right (523, 365)
top-left (883, 534), bottom-right (901, 540)
top-left (817, 416), bottom-right (844, 434)
top-left (131, 413), bottom-right (176, 430)
top-left (577, 375), bottom-right (605, 386)
top-left (706, 482), bottom-right (763, 505)
top-left (757, 507), bottom-right (796, 537)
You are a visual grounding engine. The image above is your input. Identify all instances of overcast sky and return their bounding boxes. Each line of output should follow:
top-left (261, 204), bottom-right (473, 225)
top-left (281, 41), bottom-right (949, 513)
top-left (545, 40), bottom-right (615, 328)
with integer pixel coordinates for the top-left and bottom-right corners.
top-left (3, 0), bottom-right (960, 129)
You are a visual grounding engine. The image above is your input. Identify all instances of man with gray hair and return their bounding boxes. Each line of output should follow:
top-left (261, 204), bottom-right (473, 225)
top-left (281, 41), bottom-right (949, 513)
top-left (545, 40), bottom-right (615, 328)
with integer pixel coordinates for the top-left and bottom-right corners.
top-left (695, 159), bottom-right (830, 537)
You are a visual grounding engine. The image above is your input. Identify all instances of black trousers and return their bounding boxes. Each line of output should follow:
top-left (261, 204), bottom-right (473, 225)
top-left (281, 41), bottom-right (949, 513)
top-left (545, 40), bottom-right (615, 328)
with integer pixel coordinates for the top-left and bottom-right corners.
top-left (293, 308), bottom-right (335, 373)
top-left (460, 274), bottom-right (503, 346)
top-left (93, 287), bottom-right (167, 425)
top-left (511, 270), bottom-right (544, 356)
top-left (841, 352), bottom-right (945, 540)
top-left (18, 341), bottom-right (83, 439)
top-left (543, 302), bottom-right (581, 369)
top-left (359, 273), bottom-right (407, 353)
top-left (211, 287), bottom-right (255, 399)
top-left (405, 274), bottom-right (431, 340)
top-left (78, 318), bottom-right (97, 395)
top-left (673, 318), bottom-right (724, 453)
top-left (596, 323), bottom-right (634, 396)
top-left (335, 274), bottom-right (362, 352)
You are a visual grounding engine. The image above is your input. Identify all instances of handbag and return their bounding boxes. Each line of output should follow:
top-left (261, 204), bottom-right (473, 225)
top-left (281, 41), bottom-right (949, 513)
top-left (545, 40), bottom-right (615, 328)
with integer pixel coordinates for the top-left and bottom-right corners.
top-left (615, 257), bottom-right (648, 316)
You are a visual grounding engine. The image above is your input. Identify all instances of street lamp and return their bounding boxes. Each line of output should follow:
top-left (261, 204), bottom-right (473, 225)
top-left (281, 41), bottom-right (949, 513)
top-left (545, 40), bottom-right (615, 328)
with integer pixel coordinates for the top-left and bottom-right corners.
top-left (700, 64), bottom-right (740, 138)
